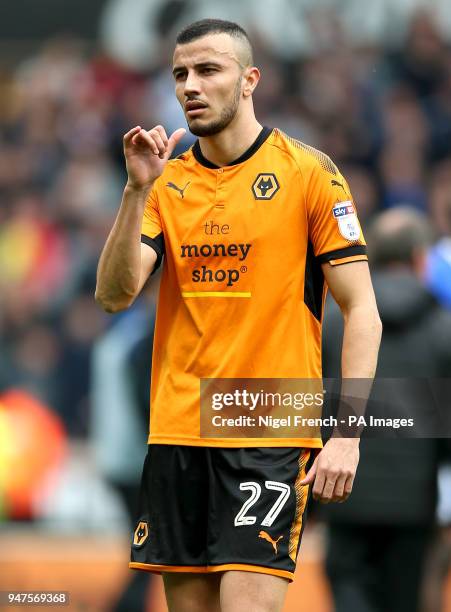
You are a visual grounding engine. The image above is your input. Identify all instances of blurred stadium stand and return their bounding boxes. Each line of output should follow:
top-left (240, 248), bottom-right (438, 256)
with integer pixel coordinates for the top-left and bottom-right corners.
top-left (1, 1), bottom-right (451, 610)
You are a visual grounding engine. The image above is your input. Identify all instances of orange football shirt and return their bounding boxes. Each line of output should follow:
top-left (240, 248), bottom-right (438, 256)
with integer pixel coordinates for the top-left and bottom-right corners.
top-left (141, 127), bottom-right (367, 447)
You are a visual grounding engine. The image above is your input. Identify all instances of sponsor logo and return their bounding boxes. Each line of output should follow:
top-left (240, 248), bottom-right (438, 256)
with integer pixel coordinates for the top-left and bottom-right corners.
top-left (252, 173), bottom-right (280, 200)
top-left (331, 179), bottom-right (344, 189)
top-left (331, 178), bottom-right (347, 193)
top-left (331, 178), bottom-right (349, 197)
top-left (180, 243), bottom-right (251, 261)
top-left (180, 242), bottom-right (251, 287)
top-left (166, 181), bottom-right (190, 198)
top-left (258, 530), bottom-right (283, 555)
top-left (133, 521), bottom-right (149, 547)
top-left (332, 203), bottom-right (355, 218)
top-left (332, 201), bottom-right (361, 241)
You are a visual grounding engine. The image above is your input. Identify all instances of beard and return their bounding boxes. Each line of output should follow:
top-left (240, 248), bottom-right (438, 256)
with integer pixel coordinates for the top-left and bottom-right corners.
top-left (188, 78), bottom-right (242, 137)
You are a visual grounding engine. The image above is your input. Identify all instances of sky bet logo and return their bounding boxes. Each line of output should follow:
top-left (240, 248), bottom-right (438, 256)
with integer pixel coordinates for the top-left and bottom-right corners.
top-left (332, 201), bottom-right (355, 218)
top-left (180, 241), bottom-right (251, 286)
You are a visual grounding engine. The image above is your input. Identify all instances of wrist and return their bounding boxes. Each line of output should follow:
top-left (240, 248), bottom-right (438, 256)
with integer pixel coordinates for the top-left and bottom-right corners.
top-left (125, 181), bottom-right (154, 196)
top-left (328, 435), bottom-right (361, 446)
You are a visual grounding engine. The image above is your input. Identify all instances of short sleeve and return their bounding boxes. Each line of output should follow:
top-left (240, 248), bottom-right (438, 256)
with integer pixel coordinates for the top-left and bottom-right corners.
top-left (141, 188), bottom-right (164, 273)
top-left (306, 158), bottom-right (368, 266)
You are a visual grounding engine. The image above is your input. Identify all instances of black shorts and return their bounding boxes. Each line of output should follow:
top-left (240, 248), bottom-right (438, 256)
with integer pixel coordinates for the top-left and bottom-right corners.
top-left (129, 445), bottom-right (314, 581)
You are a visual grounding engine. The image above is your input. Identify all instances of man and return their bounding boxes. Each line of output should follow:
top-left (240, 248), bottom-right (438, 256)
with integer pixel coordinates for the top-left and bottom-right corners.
top-left (322, 207), bottom-right (451, 612)
top-left (96, 19), bottom-right (381, 612)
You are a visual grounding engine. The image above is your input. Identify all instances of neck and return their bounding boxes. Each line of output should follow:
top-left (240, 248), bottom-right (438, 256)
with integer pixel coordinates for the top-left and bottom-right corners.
top-left (198, 113), bottom-right (262, 167)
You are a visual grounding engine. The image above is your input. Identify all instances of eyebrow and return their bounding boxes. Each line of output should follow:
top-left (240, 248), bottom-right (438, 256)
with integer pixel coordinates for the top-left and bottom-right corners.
top-left (172, 61), bottom-right (223, 76)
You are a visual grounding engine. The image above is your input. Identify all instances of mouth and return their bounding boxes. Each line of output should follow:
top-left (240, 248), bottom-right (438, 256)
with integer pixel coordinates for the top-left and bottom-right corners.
top-left (185, 100), bottom-right (208, 117)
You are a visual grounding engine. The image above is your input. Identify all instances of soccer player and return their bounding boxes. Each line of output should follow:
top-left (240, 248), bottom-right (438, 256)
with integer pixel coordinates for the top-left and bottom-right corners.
top-left (96, 18), bottom-right (382, 612)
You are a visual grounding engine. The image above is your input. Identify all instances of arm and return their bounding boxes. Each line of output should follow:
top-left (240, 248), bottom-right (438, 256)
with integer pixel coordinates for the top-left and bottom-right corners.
top-left (95, 188), bottom-right (157, 313)
top-left (324, 260), bottom-right (381, 379)
top-left (95, 124), bottom-right (185, 313)
top-left (301, 261), bottom-right (382, 502)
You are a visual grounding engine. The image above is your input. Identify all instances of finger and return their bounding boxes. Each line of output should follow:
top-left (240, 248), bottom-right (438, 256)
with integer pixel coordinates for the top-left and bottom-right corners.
top-left (344, 473), bottom-right (355, 497)
top-left (331, 472), bottom-right (348, 502)
top-left (123, 126), bottom-right (142, 144)
top-left (319, 476), bottom-right (338, 503)
top-left (312, 467), bottom-right (326, 501)
top-left (132, 129), bottom-right (160, 155)
top-left (336, 474), bottom-right (355, 503)
top-left (167, 128), bottom-right (187, 157)
top-left (153, 125), bottom-right (169, 148)
top-left (148, 129), bottom-right (167, 158)
top-left (300, 456), bottom-right (318, 486)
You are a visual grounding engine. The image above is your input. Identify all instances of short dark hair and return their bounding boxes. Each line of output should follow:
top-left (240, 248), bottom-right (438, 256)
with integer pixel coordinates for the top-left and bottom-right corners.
top-left (368, 206), bottom-right (434, 268)
top-left (175, 19), bottom-right (253, 65)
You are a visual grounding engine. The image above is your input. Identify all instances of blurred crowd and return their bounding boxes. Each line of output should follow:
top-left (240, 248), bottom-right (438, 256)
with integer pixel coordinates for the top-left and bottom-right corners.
top-left (1, 5), bottom-right (451, 438)
top-left (1, 2), bottom-right (451, 610)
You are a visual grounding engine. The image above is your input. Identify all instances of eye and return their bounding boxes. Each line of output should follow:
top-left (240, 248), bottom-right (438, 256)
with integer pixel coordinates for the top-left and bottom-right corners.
top-left (174, 71), bottom-right (187, 81)
top-left (201, 67), bottom-right (216, 75)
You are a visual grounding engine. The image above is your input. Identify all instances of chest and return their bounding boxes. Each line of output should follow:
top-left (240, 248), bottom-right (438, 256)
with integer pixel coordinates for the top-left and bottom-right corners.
top-left (160, 164), bottom-right (305, 253)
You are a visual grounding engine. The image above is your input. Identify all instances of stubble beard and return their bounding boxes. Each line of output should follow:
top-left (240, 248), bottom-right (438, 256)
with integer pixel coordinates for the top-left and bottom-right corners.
top-left (188, 78), bottom-right (242, 137)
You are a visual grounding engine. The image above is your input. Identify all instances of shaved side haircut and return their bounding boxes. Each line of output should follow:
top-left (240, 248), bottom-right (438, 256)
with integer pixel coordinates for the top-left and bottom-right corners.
top-left (176, 18), bottom-right (253, 68)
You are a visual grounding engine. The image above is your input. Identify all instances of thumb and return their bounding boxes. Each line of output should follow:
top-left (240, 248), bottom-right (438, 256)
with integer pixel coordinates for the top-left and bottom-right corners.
top-left (167, 128), bottom-right (186, 157)
top-left (300, 456), bottom-right (318, 486)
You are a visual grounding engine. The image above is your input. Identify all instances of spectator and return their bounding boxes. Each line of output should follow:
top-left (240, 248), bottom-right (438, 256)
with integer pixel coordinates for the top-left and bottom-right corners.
top-left (321, 206), bottom-right (451, 612)
top-left (426, 160), bottom-right (451, 308)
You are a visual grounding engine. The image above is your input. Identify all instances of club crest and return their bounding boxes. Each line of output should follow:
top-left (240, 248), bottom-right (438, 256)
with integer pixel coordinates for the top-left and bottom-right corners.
top-left (252, 173), bottom-right (280, 200)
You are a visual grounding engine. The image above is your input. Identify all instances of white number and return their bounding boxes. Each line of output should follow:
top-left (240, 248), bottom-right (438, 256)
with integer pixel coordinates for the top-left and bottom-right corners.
top-left (234, 481), bottom-right (291, 527)
top-left (261, 481), bottom-right (291, 527)
top-left (234, 482), bottom-right (261, 526)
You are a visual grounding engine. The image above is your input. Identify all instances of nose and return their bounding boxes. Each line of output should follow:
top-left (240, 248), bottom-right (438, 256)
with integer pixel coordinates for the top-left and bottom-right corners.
top-left (184, 70), bottom-right (201, 97)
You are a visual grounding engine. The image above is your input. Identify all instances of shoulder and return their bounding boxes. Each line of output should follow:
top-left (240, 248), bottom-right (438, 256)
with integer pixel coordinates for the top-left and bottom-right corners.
top-left (269, 129), bottom-right (339, 178)
top-left (166, 145), bottom-right (195, 172)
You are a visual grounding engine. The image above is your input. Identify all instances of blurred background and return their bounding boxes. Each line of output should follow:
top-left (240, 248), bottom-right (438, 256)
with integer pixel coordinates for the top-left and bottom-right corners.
top-left (1, 0), bottom-right (451, 610)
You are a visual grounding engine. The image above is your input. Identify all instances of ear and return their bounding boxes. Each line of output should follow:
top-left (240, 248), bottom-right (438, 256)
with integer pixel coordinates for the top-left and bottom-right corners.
top-left (242, 66), bottom-right (260, 98)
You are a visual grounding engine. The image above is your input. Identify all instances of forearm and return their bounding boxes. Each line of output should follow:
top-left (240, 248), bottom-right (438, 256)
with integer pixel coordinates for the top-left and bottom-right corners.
top-left (341, 303), bottom-right (382, 378)
top-left (304, 301), bottom-right (381, 501)
top-left (95, 184), bottom-right (152, 312)
top-left (335, 304), bottom-right (382, 439)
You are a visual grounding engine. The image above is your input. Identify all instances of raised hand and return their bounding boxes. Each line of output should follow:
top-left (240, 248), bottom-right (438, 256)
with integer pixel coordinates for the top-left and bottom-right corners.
top-left (123, 125), bottom-right (186, 190)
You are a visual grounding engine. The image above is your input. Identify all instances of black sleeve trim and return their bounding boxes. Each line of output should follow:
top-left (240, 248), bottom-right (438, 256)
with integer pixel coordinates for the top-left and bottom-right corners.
top-left (317, 244), bottom-right (367, 263)
top-left (141, 233), bottom-right (165, 274)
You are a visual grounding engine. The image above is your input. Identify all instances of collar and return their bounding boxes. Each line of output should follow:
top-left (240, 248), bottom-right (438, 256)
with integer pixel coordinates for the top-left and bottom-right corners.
top-left (192, 126), bottom-right (272, 169)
